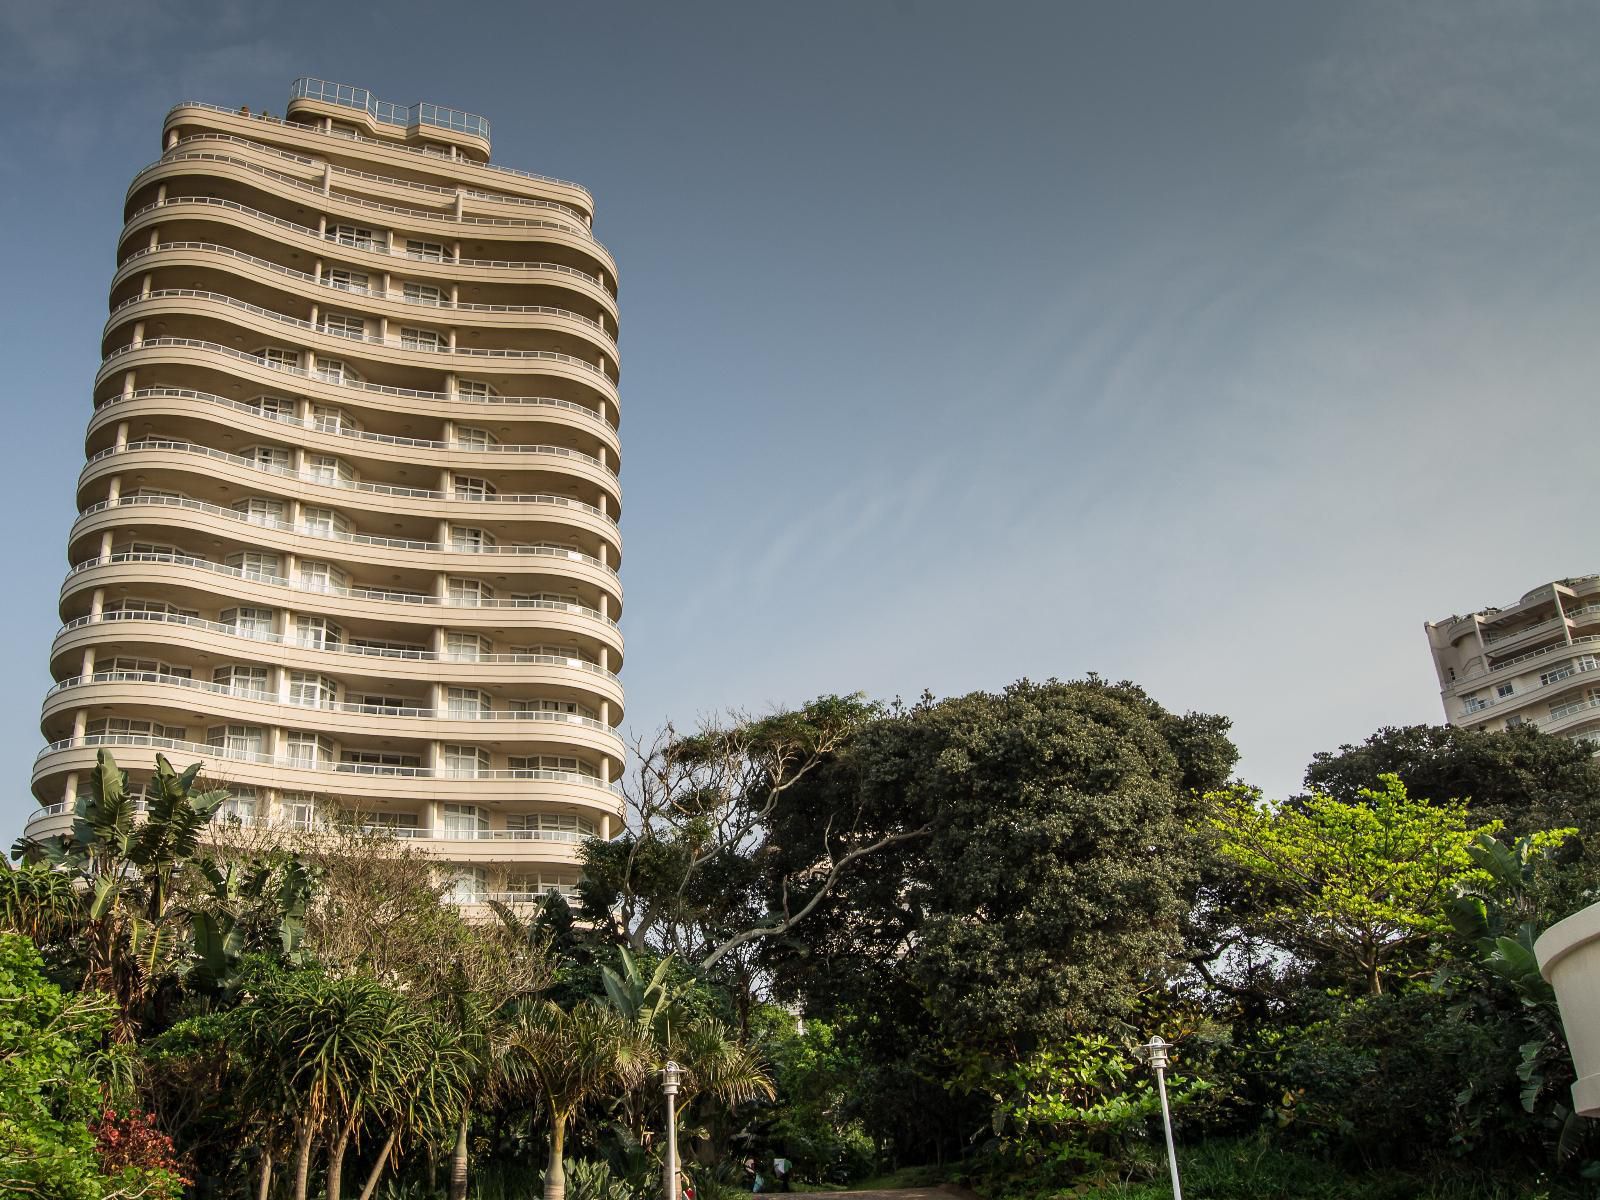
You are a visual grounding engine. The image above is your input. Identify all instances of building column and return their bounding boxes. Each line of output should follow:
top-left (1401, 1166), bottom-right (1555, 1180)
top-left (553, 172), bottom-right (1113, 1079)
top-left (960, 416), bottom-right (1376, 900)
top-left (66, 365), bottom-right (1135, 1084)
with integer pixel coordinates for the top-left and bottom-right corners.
top-left (131, 322), bottom-right (146, 347)
top-left (121, 371), bottom-right (136, 399)
top-left (140, 274), bottom-right (154, 299)
top-left (79, 648), bottom-right (96, 678)
top-left (72, 710), bottom-right (88, 739)
top-left (89, 588), bottom-right (105, 618)
top-left (105, 477), bottom-right (121, 504)
top-left (98, 532), bottom-right (114, 561)
top-left (62, 771), bottom-right (80, 803)
top-left (114, 422), bottom-right (129, 450)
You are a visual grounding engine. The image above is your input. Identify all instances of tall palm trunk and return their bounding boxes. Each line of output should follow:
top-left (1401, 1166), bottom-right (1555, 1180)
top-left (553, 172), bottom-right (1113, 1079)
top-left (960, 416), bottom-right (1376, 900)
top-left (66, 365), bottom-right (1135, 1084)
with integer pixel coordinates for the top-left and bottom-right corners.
top-left (448, 1108), bottom-right (470, 1200)
top-left (356, 1129), bottom-right (397, 1200)
top-left (256, 1148), bottom-right (273, 1200)
top-left (543, 1115), bottom-right (567, 1200)
top-left (326, 1117), bottom-right (355, 1200)
top-left (291, 1121), bottom-right (315, 1200)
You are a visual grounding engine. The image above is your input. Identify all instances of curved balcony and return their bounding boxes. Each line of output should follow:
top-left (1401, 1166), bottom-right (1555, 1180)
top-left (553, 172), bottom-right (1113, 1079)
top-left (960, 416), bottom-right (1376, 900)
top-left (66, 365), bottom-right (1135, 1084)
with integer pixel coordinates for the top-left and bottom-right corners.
top-left (61, 553), bottom-right (622, 631)
top-left (128, 145), bottom-right (613, 274)
top-left (21, 802), bottom-right (594, 871)
top-left (79, 440), bottom-right (620, 541)
top-left (71, 493), bottom-right (619, 589)
top-left (121, 197), bottom-right (616, 316)
top-left (139, 133), bottom-right (591, 226)
top-left (89, 381), bottom-right (618, 470)
top-left (113, 242), bottom-right (618, 357)
top-left (41, 673), bottom-right (625, 758)
top-left (103, 287), bottom-right (619, 403)
top-left (50, 609), bottom-right (623, 683)
top-left (33, 734), bottom-right (623, 812)
top-left (163, 101), bottom-right (595, 215)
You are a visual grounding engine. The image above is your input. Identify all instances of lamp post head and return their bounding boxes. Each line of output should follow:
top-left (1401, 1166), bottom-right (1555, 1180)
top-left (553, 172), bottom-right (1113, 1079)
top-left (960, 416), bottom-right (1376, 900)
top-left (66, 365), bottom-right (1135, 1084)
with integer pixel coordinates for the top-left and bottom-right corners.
top-left (1139, 1036), bottom-right (1171, 1071)
top-left (662, 1060), bottom-right (682, 1094)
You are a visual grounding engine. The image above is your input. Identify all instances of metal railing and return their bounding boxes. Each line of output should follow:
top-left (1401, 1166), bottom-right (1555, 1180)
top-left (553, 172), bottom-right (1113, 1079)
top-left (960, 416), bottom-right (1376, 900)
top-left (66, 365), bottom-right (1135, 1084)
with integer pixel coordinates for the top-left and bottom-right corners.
top-left (36, 732), bottom-right (622, 790)
top-left (115, 243), bottom-right (614, 344)
top-left (76, 493), bottom-right (619, 575)
top-left (48, 671), bottom-right (617, 732)
top-left (289, 77), bottom-right (490, 140)
top-left (124, 195), bottom-right (609, 291)
top-left (94, 381), bottom-right (614, 443)
top-left (166, 99), bottom-right (593, 200)
top-left (61, 552), bottom-right (622, 632)
top-left (88, 438), bottom-right (617, 524)
top-left (109, 282), bottom-right (616, 385)
top-left (1483, 614), bottom-right (1567, 646)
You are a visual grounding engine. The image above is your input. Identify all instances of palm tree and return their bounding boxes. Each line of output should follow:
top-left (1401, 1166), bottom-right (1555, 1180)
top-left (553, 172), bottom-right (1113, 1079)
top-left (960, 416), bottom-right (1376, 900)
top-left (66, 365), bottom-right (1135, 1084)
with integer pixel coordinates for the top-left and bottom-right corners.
top-left (506, 999), bottom-right (651, 1200)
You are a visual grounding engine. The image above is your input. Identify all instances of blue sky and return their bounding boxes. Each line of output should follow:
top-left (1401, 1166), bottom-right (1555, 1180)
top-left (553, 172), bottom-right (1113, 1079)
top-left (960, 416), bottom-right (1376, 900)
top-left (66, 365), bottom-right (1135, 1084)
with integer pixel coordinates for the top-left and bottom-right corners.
top-left (3, 1), bottom-right (1598, 838)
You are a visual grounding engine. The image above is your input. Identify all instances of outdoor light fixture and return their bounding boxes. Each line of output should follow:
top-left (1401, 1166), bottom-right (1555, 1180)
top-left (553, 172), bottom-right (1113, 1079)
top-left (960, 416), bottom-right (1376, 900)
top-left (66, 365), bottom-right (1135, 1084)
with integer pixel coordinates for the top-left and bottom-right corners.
top-left (1137, 1036), bottom-right (1183, 1200)
top-left (661, 1060), bottom-right (682, 1200)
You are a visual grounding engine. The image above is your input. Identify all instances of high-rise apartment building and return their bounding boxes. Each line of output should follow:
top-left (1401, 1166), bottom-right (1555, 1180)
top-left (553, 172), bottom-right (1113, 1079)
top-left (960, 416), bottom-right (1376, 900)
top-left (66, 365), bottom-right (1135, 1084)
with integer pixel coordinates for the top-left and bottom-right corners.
top-left (26, 78), bottom-right (624, 913)
top-left (1425, 576), bottom-right (1600, 743)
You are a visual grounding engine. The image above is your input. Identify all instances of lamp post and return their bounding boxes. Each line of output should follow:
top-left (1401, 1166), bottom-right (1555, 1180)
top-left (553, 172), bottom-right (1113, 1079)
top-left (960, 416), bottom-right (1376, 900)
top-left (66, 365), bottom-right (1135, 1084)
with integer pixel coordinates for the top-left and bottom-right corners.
top-left (1138, 1036), bottom-right (1183, 1200)
top-left (662, 1060), bottom-right (681, 1200)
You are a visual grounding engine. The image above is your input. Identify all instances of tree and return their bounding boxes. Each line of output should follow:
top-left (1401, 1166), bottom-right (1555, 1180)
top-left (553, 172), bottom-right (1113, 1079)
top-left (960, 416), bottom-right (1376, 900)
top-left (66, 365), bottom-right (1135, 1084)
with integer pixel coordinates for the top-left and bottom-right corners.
top-left (766, 678), bottom-right (1239, 1051)
top-left (1210, 775), bottom-right (1502, 995)
top-left (579, 695), bottom-right (932, 993)
top-left (0, 932), bottom-right (184, 1200)
top-left (1304, 723), bottom-right (1600, 838)
top-left (505, 1000), bottom-right (650, 1200)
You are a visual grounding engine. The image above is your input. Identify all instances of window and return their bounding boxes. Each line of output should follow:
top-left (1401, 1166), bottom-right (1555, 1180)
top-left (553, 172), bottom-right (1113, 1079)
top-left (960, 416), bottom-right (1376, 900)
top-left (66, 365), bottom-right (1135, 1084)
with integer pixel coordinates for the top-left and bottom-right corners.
top-left (222, 606), bottom-right (274, 637)
top-left (329, 223), bottom-right (379, 250)
top-left (441, 804), bottom-right (487, 837)
top-left (1462, 695), bottom-right (1490, 714)
top-left (510, 698), bottom-right (593, 718)
top-left (512, 591), bottom-right (580, 606)
top-left (316, 357), bottom-right (360, 384)
top-left (106, 598), bottom-right (196, 621)
top-left (247, 395), bottom-right (296, 420)
top-left (127, 541), bottom-right (182, 557)
top-left (1496, 683), bottom-right (1516, 699)
top-left (446, 577), bottom-right (491, 605)
top-left (452, 423), bottom-right (496, 446)
top-left (445, 631), bottom-right (489, 660)
top-left (297, 560), bottom-right (349, 592)
top-left (441, 745), bottom-right (489, 777)
top-left (295, 615), bottom-right (344, 648)
top-left (284, 732), bottom-right (334, 766)
top-left (232, 497), bottom-right (286, 525)
top-left (443, 867), bottom-right (486, 902)
top-left (213, 665), bottom-right (269, 697)
top-left (446, 688), bottom-right (490, 718)
top-left (453, 476), bottom-right (495, 500)
top-left (450, 527), bottom-right (495, 552)
top-left (304, 455), bottom-right (355, 484)
top-left (242, 445), bottom-right (292, 470)
top-left (321, 312), bottom-right (367, 340)
top-left (88, 717), bottom-right (185, 741)
top-left (406, 239), bottom-right (445, 261)
top-left (403, 281), bottom-right (443, 305)
top-left (312, 404), bottom-right (359, 433)
top-left (514, 643), bottom-right (591, 662)
top-left (325, 268), bottom-right (369, 294)
top-left (227, 550), bottom-right (282, 580)
top-left (400, 326), bottom-right (442, 351)
top-left (504, 872), bottom-right (577, 898)
top-left (281, 796), bottom-right (319, 831)
top-left (506, 812), bottom-right (596, 837)
top-left (1541, 657), bottom-right (1599, 687)
top-left (208, 725), bottom-right (265, 756)
top-left (300, 506), bottom-right (351, 537)
top-left (289, 673), bottom-right (338, 708)
top-left (220, 789), bottom-right (257, 823)
top-left (508, 755), bottom-right (593, 777)
top-left (342, 750), bottom-right (419, 769)
top-left (354, 694), bottom-right (412, 712)
top-left (260, 347), bottom-right (301, 370)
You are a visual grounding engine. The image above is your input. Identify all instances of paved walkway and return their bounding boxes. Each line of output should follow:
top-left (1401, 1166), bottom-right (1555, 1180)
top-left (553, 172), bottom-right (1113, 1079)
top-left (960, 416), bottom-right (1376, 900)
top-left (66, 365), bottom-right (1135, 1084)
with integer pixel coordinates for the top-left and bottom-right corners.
top-left (785, 1190), bottom-right (963, 1200)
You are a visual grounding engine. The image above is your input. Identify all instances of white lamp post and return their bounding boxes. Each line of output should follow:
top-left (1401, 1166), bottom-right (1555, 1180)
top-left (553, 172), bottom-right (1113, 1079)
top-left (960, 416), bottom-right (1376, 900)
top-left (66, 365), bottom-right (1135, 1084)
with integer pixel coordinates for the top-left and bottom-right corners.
top-left (662, 1060), bottom-right (682, 1200)
top-left (1138, 1036), bottom-right (1183, 1200)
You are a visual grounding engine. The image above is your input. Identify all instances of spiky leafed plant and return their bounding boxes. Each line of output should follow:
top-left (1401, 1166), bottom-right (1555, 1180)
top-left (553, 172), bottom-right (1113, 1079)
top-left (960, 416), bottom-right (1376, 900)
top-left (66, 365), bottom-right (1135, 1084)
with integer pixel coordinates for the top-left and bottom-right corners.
top-left (506, 999), bottom-right (651, 1200)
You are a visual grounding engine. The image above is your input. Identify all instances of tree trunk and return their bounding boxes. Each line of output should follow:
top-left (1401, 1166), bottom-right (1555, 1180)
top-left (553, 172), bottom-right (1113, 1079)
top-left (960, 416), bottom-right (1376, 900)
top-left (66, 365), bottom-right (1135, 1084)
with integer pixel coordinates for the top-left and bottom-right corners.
top-left (543, 1116), bottom-right (567, 1200)
top-left (356, 1130), bottom-right (397, 1200)
top-left (256, 1147), bottom-right (273, 1200)
top-left (326, 1118), bottom-right (354, 1200)
top-left (448, 1108), bottom-right (470, 1200)
top-left (292, 1121), bottom-right (314, 1200)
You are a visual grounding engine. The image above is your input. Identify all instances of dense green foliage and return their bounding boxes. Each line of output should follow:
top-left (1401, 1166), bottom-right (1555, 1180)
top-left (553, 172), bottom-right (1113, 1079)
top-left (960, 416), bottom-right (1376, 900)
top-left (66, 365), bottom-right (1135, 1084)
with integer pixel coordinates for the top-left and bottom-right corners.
top-left (8, 683), bottom-right (1600, 1199)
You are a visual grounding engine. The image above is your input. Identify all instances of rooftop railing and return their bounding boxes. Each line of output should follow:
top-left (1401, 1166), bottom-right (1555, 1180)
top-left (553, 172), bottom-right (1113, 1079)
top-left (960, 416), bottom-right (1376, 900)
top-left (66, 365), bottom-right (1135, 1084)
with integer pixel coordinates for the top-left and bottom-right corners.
top-left (289, 77), bottom-right (490, 141)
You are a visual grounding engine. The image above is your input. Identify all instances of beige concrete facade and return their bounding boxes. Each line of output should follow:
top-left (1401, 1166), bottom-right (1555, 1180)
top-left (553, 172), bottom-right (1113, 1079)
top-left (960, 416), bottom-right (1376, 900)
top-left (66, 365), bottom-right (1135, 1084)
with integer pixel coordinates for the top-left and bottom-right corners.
top-left (1425, 575), bottom-right (1600, 744)
top-left (28, 79), bottom-right (624, 914)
